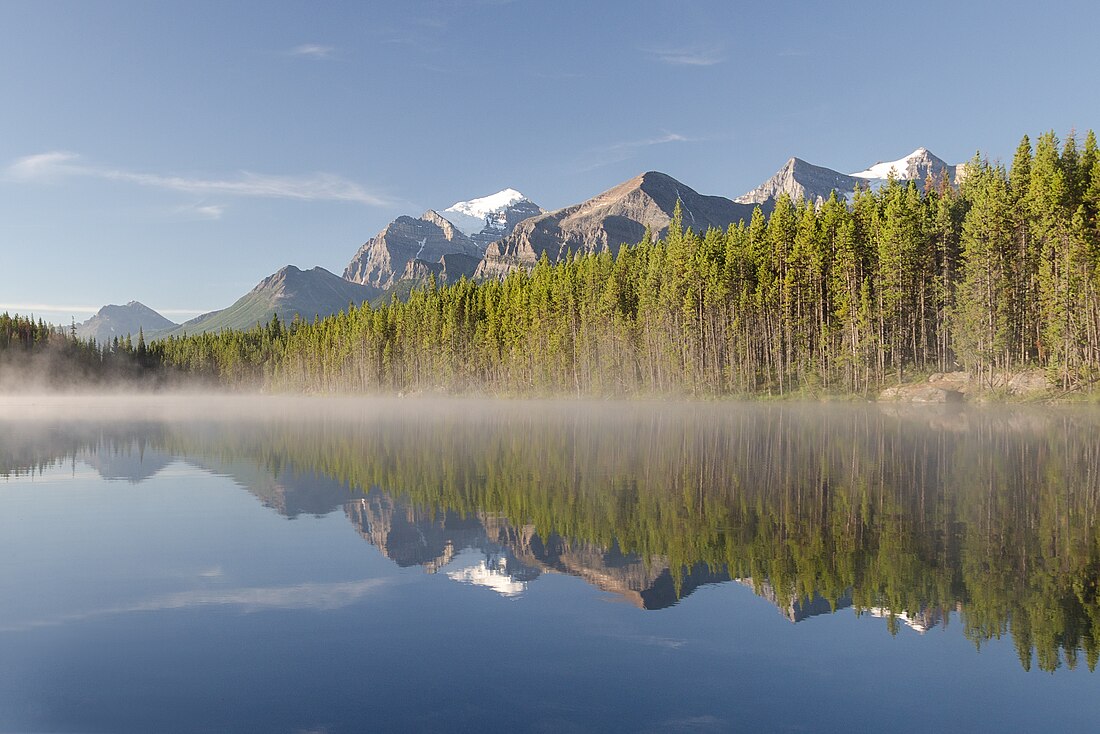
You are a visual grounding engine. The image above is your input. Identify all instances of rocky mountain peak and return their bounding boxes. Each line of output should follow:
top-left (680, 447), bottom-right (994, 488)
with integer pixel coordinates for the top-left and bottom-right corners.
top-left (171, 265), bottom-right (376, 336)
top-left (850, 147), bottom-right (955, 186)
top-left (419, 209), bottom-right (467, 240)
top-left (443, 188), bottom-right (530, 229)
top-left (736, 157), bottom-right (866, 208)
top-left (739, 147), bottom-right (964, 209)
top-left (75, 300), bottom-right (178, 343)
top-left (344, 211), bottom-right (481, 292)
top-left (476, 171), bottom-right (754, 279)
top-left (440, 188), bottom-right (545, 252)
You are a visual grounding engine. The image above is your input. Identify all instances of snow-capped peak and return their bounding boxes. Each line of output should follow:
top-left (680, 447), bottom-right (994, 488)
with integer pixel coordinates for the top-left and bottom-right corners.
top-left (850, 148), bottom-right (932, 180)
top-left (441, 188), bottom-right (531, 236)
top-left (445, 188), bottom-right (527, 219)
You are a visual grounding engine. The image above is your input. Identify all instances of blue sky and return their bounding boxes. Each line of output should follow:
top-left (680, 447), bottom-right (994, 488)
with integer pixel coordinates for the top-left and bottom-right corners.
top-left (2, 0), bottom-right (1098, 325)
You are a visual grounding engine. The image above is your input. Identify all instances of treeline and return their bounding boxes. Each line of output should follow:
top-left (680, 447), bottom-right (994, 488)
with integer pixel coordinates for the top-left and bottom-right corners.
top-left (0, 312), bottom-right (161, 387)
top-left (151, 130), bottom-right (1100, 396)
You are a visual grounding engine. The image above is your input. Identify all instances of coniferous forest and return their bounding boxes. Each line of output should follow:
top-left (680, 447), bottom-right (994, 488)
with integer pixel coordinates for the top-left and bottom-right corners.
top-left (5, 131), bottom-right (1100, 397)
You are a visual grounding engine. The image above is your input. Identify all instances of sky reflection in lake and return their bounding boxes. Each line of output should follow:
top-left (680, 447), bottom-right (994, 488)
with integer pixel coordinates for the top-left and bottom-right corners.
top-left (2, 398), bottom-right (1099, 733)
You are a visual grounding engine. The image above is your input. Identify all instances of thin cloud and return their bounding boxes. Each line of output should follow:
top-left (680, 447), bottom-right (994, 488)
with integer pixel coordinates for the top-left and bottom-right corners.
top-left (175, 203), bottom-right (226, 220)
top-left (647, 45), bottom-right (725, 67)
top-left (6, 150), bottom-right (79, 180)
top-left (290, 44), bottom-right (335, 59)
top-left (0, 577), bottom-right (395, 632)
top-left (577, 132), bottom-right (693, 172)
top-left (5, 151), bottom-right (398, 207)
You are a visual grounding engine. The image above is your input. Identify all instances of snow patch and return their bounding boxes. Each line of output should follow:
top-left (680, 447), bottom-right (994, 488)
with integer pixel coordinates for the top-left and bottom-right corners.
top-left (442, 188), bottom-right (529, 236)
top-left (850, 148), bottom-right (929, 180)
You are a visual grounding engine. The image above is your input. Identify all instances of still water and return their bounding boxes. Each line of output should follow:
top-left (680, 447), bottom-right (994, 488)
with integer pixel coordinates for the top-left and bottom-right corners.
top-left (2, 397), bottom-right (1099, 732)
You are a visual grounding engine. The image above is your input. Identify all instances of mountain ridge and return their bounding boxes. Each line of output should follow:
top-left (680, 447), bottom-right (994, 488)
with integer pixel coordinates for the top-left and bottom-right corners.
top-left (166, 265), bottom-right (377, 336)
top-left (90, 148), bottom-right (970, 340)
top-left (735, 157), bottom-right (867, 208)
top-left (476, 171), bottom-right (756, 279)
top-left (737, 147), bottom-right (963, 209)
top-left (74, 301), bottom-right (178, 343)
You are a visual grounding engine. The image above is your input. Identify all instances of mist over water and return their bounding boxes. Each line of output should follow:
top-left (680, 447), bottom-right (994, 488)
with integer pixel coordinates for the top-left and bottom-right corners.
top-left (3, 396), bottom-right (1100, 731)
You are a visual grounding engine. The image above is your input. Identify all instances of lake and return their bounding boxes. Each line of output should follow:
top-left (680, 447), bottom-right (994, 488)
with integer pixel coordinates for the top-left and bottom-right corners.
top-left (2, 396), bottom-right (1099, 732)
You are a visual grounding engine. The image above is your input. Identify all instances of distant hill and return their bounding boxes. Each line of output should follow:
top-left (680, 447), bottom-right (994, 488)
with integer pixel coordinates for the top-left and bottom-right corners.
top-left (75, 301), bottom-right (177, 344)
top-left (167, 265), bottom-right (378, 336)
top-left (476, 171), bottom-right (756, 279)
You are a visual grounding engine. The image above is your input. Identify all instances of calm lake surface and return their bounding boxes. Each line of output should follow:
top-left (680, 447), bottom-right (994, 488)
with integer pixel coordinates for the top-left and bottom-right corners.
top-left (2, 396), bottom-right (1100, 733)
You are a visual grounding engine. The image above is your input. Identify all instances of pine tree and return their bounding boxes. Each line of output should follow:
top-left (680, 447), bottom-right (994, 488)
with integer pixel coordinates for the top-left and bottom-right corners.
top-left (954, 158), bottom-right (1015, 384)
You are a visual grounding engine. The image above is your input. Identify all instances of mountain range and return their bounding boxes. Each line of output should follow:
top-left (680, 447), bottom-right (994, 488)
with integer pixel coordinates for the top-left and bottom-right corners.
top-left (78, 147), bottom-right (964, 338)
top-left (168, 265), bottom-right (376, 337)
top-left (735, 147), bottom-right (959, 209)
top-left (476, 171), bottom-right (756, 279)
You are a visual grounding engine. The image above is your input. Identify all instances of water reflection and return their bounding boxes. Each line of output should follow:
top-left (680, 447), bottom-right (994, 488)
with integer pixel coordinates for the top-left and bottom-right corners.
top-left (3, 400), bottom-right (1100, 672)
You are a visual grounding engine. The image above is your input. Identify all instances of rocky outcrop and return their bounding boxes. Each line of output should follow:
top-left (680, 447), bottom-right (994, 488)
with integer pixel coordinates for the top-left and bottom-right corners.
top-left (476, 171), bottom-right (755, 279)
top-left (878, 370), bottom-right (1052, 402)
top-left (343, 211), bottom-right (481, 291)
top-left (397, 252), bottom-right (482, 287)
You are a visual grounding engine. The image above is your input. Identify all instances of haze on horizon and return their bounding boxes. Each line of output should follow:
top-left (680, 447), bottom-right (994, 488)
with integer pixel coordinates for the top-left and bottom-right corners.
top-left (2, 0), bottom-right (1097, 325)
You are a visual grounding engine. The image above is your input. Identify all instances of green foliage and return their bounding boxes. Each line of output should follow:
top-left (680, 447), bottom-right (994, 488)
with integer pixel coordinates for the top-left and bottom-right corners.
top-left (150, 129), bottom-right (1100, 397)
top-left (9, 127), bottom-right (1100, 397)
top-left (0, 312), bottom-right (158, 386)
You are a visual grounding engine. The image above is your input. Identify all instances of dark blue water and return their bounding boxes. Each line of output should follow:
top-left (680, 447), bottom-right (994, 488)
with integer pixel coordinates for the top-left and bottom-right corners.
top-left (1, 400), bottom-right (1098, 732)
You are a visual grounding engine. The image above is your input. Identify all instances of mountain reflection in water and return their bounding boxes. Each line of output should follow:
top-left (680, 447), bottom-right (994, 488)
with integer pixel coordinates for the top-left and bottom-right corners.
top-left (3, 399), bottom-right (1099, 673)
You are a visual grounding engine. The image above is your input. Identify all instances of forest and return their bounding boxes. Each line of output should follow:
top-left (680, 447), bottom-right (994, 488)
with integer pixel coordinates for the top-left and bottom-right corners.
top-left (3, 130), bottom-right (1099, 397)
top-left (0, 313), bottom-right (159, 387)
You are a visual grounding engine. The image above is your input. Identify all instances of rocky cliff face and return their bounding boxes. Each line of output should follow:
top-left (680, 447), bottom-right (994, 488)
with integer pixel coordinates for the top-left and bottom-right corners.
top-left (75, 301), bottom-right (178, 343)
top-left (397, 251), bottom-right (482, 288)
top-left (735, 157), bottom-right (866, 208)
top-left (467, 198), bottom-right (544, 251)
top-left (476, 171), bottom-right (755, 279)
top-left (343, 210), bottom-right (481, 291)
